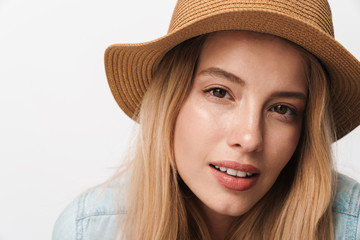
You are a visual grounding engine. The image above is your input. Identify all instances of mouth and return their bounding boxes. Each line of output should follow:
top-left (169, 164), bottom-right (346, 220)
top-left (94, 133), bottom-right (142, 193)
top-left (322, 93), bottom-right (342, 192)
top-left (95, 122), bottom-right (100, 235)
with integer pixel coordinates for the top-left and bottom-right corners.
top-left (210, 164), bottom-right (258, 179)
top-left (209, 162), bottom-right (260, 191)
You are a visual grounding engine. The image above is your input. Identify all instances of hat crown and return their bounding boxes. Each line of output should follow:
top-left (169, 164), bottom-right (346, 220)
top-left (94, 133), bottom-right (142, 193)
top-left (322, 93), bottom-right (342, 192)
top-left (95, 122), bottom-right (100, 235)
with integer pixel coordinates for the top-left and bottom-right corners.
top-left (168, 0), bottom-right (334, 36)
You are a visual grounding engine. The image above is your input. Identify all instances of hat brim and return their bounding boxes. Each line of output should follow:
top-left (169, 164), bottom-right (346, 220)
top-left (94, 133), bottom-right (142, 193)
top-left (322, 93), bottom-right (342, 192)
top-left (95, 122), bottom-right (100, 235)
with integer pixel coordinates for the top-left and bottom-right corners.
top-left (104, 10), bottom-right (360, 140)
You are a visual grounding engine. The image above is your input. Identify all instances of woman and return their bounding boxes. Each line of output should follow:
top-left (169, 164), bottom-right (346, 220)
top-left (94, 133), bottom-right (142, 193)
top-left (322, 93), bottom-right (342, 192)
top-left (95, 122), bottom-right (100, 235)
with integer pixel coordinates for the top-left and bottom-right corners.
top-left (53, 0), bottom-right (360, 239)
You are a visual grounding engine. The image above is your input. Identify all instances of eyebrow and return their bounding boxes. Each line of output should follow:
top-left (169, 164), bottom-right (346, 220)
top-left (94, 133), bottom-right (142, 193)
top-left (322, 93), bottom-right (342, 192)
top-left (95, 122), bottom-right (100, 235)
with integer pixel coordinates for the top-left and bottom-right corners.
top-left (269, 91), bottom-right (307, 101)
top-left (199, 67), bottom-right (307, 101)
top-left (199, 67), bottom-right (245, 86)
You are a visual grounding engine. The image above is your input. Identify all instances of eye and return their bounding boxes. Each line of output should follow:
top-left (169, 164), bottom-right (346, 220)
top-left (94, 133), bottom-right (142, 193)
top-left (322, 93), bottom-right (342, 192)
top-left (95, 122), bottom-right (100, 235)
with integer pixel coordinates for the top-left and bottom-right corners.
top-left (204, 87), bottom-right (231, 99)
top-left (270, 105), bottom-right (297, 116)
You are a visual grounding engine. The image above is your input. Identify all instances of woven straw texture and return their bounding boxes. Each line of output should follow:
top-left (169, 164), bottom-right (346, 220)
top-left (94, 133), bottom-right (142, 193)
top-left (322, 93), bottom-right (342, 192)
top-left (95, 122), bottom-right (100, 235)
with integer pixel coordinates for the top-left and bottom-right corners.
top-left (104, 0), bottom-right (360, 140)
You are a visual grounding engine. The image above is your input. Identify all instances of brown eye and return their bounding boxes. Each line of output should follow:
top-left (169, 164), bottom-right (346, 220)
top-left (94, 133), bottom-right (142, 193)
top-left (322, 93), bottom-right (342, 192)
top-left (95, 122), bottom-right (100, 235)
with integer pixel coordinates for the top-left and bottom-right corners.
top-left (274, 105), bottom-right (288, 114)
top-left (204, 87), bottom-right (232, 100)
top-left (211, 88), bottom-right (227, 98)
top-left (271, 105), bottom-right (297, 116)
top-left (270, 105), bottom-right (298, 121)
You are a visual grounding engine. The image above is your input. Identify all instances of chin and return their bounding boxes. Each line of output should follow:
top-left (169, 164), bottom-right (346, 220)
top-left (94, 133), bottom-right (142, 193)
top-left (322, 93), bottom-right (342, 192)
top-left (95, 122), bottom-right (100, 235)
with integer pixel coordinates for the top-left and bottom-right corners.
top-left (200, 192), bottom-right (260, 217)
top-left (217, 203), bottom-right (255, 217)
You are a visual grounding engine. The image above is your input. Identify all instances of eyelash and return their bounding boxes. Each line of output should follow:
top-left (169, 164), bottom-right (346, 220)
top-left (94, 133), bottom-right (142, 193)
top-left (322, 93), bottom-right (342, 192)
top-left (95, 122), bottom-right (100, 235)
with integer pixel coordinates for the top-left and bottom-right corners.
top-left (204, 87), bottom-right (299, 120)
top-left (203, 87), bottom-right (232, 100)
top-left (269, 105), bottom-right (298, 119)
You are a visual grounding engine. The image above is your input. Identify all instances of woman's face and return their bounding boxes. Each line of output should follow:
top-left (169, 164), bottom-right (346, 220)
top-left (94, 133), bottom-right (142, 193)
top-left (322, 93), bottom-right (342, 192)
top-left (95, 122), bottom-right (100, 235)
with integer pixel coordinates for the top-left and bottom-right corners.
top-left (174, 31), bottom-right (308, 219)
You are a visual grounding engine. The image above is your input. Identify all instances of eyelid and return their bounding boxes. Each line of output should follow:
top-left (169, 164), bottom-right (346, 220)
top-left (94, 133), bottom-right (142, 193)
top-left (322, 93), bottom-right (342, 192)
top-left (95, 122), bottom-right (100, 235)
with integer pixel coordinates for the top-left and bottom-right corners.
top-left (203, 86), bottom-right (234, 100)
top-left (274, 105), bottom-right (297, 115)
top-left (269, 104), bottom-right (300, 122)
top-left (203, 84), bottom-right (233, 94)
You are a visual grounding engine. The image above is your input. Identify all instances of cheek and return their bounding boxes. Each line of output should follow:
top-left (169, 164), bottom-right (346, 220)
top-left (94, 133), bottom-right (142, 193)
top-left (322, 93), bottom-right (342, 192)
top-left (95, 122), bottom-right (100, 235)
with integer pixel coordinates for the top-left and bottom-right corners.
top-left (173, 95), bottom-right (222, 177)
top-left (266, 122), bottom-right (302, 172)
top-left (174, 101), bottom-right (201, 184)
top-left (174, 99), bottom-right (207, 165)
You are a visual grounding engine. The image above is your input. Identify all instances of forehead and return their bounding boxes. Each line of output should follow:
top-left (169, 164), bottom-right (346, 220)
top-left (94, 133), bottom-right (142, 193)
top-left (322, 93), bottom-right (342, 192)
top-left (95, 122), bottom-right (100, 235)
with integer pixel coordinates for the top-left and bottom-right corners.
top-left (197, 31), bottom-right (308, 90)
top-left (194, 31), bottom-right (309, 96)
top-left (205, 31), bottom-right (305, 54)
top-left (201, 31), bottom-right (308, 69)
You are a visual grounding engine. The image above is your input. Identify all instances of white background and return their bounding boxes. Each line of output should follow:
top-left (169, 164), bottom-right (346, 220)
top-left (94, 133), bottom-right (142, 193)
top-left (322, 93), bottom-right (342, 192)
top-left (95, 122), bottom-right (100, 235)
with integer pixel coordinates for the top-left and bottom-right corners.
top-left (0, 0), bottom-right (359, 239)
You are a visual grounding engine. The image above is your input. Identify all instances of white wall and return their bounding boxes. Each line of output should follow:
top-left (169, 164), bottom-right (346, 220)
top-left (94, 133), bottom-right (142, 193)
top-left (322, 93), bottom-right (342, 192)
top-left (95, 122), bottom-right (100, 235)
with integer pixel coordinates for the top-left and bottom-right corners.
top-left (0, 0), bottom-right (359, 239)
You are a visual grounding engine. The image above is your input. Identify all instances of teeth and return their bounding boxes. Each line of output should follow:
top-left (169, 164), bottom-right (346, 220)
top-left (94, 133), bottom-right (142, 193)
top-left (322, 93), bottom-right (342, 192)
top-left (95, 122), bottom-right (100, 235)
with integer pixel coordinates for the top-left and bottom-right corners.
top-left (237, 171), bottom-right (246, 178)
top-left (214, 165), bottom-right (253, 178)
top-left (226, 168), bottom-right (237, 176)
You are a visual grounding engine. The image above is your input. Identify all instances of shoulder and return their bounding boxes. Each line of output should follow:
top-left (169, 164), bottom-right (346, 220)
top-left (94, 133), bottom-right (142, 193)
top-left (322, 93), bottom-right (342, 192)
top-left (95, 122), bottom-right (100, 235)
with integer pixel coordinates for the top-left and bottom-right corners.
top-left (52, 179), bottom-right (128, 240)
top-left (334, 173), bottom-right (360, 215)
top-left (333, 173), bottom-right (360, 239)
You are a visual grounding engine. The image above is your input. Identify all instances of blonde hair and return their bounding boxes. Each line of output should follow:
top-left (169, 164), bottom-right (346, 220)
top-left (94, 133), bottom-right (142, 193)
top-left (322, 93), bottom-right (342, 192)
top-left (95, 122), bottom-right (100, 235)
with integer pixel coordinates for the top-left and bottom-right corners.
top-left (117, 33), bottom-right (336, 240)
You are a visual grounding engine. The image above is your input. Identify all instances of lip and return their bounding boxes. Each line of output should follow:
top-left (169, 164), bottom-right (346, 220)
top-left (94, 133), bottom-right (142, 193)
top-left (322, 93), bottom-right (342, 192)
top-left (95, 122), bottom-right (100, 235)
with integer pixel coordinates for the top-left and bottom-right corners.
top-left (210, 160), bottom-right (260, 174)
top-left (209, 161), bottom-right (260, 191)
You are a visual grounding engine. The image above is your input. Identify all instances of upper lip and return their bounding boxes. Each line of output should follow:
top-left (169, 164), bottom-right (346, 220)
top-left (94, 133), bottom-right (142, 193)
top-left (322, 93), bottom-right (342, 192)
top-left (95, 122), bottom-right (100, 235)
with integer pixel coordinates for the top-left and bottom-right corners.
top-left (210, 160), bottom-right (260, 174)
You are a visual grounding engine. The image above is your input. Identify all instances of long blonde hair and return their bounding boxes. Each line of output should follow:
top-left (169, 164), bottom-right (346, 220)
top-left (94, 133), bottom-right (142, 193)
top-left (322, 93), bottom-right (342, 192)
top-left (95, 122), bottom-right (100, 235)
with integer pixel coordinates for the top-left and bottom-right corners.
top-left (117, 33), bottom-right (336, 240)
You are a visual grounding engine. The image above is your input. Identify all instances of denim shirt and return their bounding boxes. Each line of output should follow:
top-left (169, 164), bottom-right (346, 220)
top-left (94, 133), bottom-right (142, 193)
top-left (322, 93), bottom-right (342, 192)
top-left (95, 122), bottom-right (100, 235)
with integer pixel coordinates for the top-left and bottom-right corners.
top-left (52, 173), bottom-right (360, 240)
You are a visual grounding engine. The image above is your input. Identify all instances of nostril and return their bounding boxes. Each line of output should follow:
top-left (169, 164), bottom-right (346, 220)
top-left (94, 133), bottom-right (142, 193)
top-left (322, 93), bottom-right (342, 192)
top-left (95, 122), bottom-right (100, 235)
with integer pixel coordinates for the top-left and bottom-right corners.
top-left (228, 135), bottom-right (263, 153)
top-left (226, 118), bottom-right (264, 153)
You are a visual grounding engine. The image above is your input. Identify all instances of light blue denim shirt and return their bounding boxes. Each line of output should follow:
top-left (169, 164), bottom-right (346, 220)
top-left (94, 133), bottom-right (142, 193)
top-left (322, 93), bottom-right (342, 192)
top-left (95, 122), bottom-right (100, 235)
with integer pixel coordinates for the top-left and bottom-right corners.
top-left (52, 173), bottom-right (360, 240)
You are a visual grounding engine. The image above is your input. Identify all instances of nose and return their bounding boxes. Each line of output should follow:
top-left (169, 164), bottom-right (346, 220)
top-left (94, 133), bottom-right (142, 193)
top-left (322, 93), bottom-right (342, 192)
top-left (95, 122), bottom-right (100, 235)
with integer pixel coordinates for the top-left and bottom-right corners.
top-left (226, 107), bottom-right (264, 153)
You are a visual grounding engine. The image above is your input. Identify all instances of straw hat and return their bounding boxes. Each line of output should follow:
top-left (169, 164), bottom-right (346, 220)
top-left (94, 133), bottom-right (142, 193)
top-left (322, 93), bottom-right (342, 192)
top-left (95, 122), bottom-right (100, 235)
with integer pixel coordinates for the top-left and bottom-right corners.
top-left (104, 0), bottom-right (360, 140)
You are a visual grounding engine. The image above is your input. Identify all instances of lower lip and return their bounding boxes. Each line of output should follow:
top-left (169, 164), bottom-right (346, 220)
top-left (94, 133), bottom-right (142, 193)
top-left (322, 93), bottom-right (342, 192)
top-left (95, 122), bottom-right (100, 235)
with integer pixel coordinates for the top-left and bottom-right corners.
top-left (210, 166), bottom-right (259, 191)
